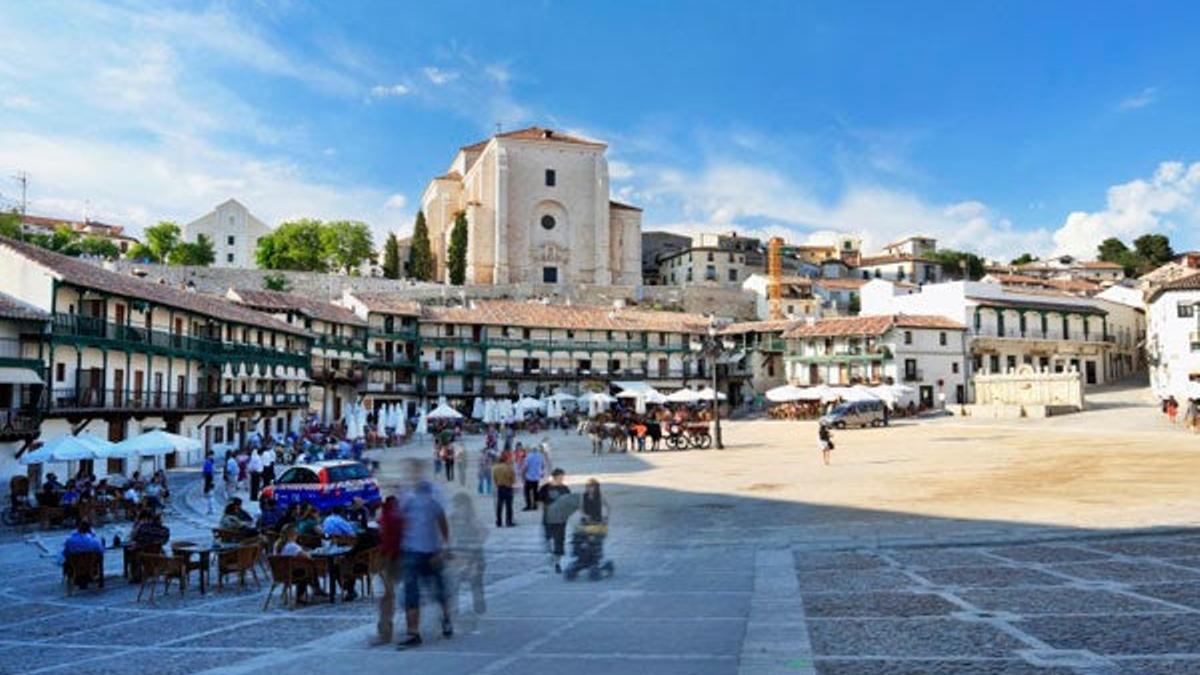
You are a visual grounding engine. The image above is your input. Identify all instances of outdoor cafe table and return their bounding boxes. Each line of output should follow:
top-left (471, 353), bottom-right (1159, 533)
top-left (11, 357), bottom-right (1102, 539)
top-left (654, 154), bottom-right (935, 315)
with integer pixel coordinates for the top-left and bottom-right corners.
top-left (171, 542), bottom-right (243, 595)
top-left (310, 544), bottom-right (352, 604)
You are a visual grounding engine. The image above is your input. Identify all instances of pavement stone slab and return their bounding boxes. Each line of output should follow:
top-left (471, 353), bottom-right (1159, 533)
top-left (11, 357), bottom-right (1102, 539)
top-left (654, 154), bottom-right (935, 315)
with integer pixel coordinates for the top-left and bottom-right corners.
top-left (1020, 614), bottom-right (1200, 655)
top-left (802, 591), bottom-right (959, 618)
top-left (806, 618), bottom-right (1027, 657)
top-left (39, 649), bottom-right (267, 675)
top-left (1091, 540), bottom-right (1200, 559)
top-left (552, 617), bottom-right (745, 656)
top-left (811, 659), bottom-right (1078, 675)
top-left (795, 568), bottom-right (914, 593)
top-left (0, 645), bottom-right (112, 675)
top-left (885, 549), bottom-right (1002, 569)
top-left (960, 587), bottom-right (1173, 615)
top-left (917, 566), bottom-right (1066, 589)
top-left (1130, 583), bottom-right (1200, 611)
top-left (1050, 560), bottom-right (1200, 585)
top-left (986, 545), bottom-right (1112, 564)
top-left (595, 591), bottom-right (752, 619)
top-left (169, 618), bottom-right (363, 649)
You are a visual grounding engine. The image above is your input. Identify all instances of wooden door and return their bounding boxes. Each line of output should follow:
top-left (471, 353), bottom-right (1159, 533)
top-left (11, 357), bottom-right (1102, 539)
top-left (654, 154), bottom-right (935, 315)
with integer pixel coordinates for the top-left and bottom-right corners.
top-left (112, 369), bottom-right (124, 407)
top-left (114, 303), bottom-right (125, 327)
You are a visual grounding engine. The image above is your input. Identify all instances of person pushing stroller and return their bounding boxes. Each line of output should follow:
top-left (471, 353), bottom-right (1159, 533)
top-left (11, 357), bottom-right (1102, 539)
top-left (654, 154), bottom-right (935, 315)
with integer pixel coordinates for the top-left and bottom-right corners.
top-left (564, 478), bottom-right (614, 581)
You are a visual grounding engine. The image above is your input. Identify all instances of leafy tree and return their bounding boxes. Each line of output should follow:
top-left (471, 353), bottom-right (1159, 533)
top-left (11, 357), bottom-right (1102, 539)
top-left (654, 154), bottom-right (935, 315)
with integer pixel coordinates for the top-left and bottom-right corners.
top-left (124, 242), bottom-right (157, 262)
top-left (0, 210), bottom-right (21, 239)
top-left (447, 211), bottom-right (468, 285)
top-left (262, 273), bottom-right (291, 292)
top-left (407, 210), bottom-right (433, 281)
top-left (1097, 237), bottom-right (1130, 264)
top-left (256, 219), bottom-right (327, 271)
top-left (320, 220), bottom-right (374, 274)
top-left (75, 236), bottom-right (120, 258)
top-left (1010, 253), bottom-right (1038, 266)
top-left (928, 249), bottom-right (985, 280)
top-left (1133, 233), bottom-right (1174, 268)
top-left (49, 225), bottom-right (80, 253)
top-left (847, 293), bottom-right (861, 315)
top-left (139, 221), bottom-right (181, 262)
top-left (167, 233), bottom-right (215, 266)
top-left (382, 233), bottom-right (401, 279)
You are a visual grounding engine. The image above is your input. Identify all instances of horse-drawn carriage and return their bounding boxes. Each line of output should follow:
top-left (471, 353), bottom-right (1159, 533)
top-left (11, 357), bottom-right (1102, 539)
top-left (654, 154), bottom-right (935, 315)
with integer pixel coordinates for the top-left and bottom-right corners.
top-left (665, 422), bottom-right (712, 450)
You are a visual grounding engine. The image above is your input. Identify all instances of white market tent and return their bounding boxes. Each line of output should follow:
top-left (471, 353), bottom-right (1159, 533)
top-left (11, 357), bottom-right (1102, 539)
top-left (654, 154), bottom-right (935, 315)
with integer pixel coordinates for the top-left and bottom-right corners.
top-left (695, 386), bottom-right (728, 402)
top-left (515, 397), bottom-right (544, 415)
top-left (471, 397), bottom-right (485, 420)
top-left (666, 388), bottom-right (705, 403)
top-left (20, 435), bottom-right (98, 465)
top-left (427, 403), bottom-right (464, 420)
top-left (764, 385), bottom-right (821, 403)
top-left (546, 391), bottom-right (579, 402)
top-left (113, 429), bottom-right (202, 458)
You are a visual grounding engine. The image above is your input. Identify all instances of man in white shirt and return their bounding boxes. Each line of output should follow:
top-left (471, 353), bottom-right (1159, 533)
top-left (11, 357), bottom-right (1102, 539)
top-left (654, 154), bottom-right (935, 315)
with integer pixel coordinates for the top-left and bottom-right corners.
top-left (261, 447), bottom-right (276, 487)
top-left (248, 448), bottom-right (264, 502)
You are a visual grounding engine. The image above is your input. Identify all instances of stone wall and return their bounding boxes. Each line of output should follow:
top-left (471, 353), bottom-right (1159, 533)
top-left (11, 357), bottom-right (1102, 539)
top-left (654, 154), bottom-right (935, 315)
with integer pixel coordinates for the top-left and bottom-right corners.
top-left (99, 260), bottom-right (760, 319)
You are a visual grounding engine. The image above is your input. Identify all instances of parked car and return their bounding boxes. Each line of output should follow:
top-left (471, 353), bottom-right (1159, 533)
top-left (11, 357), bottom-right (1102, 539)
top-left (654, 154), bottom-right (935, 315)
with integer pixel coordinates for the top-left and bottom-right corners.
top-left (820, 400), bottom-right (888, 429)
top-left (260, 460), bottom-right (381, 513)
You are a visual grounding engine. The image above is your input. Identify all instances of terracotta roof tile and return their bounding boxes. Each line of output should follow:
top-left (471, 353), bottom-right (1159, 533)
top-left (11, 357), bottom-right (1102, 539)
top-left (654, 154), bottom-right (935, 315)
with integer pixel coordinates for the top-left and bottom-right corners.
top-left (347, 292), bottom-right (423, 317)
top-left (720, 319), bottom-right (798, 335)
top-left (424, 300), bottom-right (710, 333)
top-left (0, 291), bottom-right (49, 321)
top-left (858, 254), bottom-right (941, 266)
top-left (460, 126), bottom-right (605, 153)
top-left (1148, 272), bottom-right (1200, 302)
top-left (813, 278), bottom-right (868, 290)
top-left (228, 289), bottom-right (366, 327)
top-left (782, 314), bottom-right (964, 339)
top-left (0, 236), bottom-right (307, 336)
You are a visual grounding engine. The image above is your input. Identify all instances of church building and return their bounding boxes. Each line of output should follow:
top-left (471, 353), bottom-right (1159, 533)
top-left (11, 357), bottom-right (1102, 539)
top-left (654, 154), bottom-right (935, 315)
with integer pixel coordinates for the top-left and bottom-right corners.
top-left (420, 127), bottom-right (642, 287)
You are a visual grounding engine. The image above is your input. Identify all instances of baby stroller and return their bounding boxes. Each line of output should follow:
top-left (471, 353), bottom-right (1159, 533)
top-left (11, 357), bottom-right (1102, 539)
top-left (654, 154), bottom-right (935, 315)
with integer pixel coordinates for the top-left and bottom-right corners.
top-left (563, 521), bottom-right (615, 581)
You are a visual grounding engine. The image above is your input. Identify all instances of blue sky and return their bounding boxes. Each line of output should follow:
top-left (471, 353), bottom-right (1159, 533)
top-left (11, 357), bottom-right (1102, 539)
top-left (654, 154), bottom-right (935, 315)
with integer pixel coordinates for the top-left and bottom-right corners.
top-left (2, 1), bottom-right (1199, 259)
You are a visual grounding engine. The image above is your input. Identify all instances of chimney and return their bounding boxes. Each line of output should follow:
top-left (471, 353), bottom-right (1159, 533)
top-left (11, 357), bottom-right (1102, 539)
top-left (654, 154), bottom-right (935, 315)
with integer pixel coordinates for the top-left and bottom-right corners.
top-left (543, 129), bottom-right (553, 139)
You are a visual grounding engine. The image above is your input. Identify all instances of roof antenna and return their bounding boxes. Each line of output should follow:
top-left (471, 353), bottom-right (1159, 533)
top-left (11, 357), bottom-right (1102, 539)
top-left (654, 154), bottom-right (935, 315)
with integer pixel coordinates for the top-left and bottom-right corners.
top-left (495, 122), bottom-right (502, 136)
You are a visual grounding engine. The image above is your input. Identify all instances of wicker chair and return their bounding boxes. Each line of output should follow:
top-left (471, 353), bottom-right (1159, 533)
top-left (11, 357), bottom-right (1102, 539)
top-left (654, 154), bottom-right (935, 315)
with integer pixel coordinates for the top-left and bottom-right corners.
top-left (137, 553), bottom-right (187, 601)
top-left (62, 551), bottom-right (105, 595)
top-left (263, 555), bottom-right (319, 610)
top-left (339, 546), bottom-right (380, 599)
top-left (217, 544), bottom-right (261, 590)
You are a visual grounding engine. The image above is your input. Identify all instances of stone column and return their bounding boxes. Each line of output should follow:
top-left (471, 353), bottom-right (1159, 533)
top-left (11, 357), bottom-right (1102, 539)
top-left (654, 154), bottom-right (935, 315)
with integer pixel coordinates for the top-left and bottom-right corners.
top-left (493, 146), bottom-right (510, 284)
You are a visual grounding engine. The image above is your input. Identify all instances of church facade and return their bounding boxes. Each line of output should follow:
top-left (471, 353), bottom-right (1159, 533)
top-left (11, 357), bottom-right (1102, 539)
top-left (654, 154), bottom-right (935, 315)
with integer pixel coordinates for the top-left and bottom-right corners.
top-left (420, 127), bottom-right (642, 287)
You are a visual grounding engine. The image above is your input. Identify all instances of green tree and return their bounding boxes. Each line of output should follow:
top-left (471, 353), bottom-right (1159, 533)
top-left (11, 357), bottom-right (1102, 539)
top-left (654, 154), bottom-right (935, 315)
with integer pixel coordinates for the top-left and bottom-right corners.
top-left (75, 236), bottom-right (120, 258)
top-left (256, 219), bottom-right (327, 271)
top-left (847, 293), bottom-right (861, 314)
top-left (167, 233), bottom-right (216, 266)
top-left (262, 273), bottom-right (291, 292)
top-left (1097, 237), bottom-right (1130, 264)
top-left (1133, 233), bottom-right (1174, 268)
top-left (138, 221), bottom-right (181, 262)
top-left (49, 225), bottom-right (80, 253)
top-left (382, 233), bottom-right (401, 279)
top-left (928, 249), bottom-right (985, 280)
top-left (320, 220), bottom-right (374, 274)
top-left (407, 210), bottom-right (433, 281)
top-left (0, 210), bottom-right (21, 239)
top-left (1010, 253), bottom-right (1038, 266)
top-left (447, 211), bottom-right (468, 285)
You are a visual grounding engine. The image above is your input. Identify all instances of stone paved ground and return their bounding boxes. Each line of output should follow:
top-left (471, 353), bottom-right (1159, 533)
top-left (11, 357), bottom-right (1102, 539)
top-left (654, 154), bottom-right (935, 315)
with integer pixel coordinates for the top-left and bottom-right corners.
top-left (3, 384), bottom-right (1200, 674)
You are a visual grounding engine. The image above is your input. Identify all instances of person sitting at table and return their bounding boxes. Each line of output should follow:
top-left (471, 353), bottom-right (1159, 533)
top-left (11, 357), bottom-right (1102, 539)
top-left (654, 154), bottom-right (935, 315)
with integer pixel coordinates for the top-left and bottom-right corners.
top-left (60, 480), bottom-right (81, 519)
top-left (39, 473), bottom-right (63, 507)
top-left (229, 497), bottom-right (254, 526)
top-left (275, 503), bottom-right (301, 531)
top-left (133, 512), bottom-right (170, 552)
top-left (219, 502), bottom-right (258, 537)
top-left (122, 484), bottom-right (140, 504)
top-left (129, 471), bottom-right (145, 491)
top-left (346, 497), bottom-right (370, 531)
top-left (257, 496), bottom-right (283, 532)
top-left (275, 525), bottom-right (321, 603)
top-left (296, 505), bottom-right (321, 537)
top-left (60, 520), bottom-right (104, 589)
top-left (321, 506), bottom-right (356, 539)
top-left (143, 480), bottom-right (164, 510)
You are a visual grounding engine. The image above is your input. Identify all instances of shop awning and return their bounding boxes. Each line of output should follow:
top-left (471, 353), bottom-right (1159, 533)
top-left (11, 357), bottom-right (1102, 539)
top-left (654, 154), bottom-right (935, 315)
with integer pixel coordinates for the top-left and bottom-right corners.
top-left (0, 367), bottom-right (43, 385)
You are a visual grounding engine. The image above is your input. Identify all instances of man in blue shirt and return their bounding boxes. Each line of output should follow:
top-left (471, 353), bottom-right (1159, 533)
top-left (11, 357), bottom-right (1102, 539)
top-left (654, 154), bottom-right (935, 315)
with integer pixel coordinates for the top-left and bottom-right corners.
top-left (320, 507), bottom-right (356, 537)
top-left (202, 452), bottom-right (216, 515)
top-left (396, 460), bottom-right (452, 650)
top-left (60, 521), bottom-right (104, 589)
top-left (521, 446), bottom-right (545, 511)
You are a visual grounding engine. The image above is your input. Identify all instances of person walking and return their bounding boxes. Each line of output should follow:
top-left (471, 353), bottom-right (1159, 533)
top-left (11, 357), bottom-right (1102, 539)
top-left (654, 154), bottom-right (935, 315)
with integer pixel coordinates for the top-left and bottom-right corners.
top-left (538, 468), bottom-right (571, 573)
top-left (396, 462), bottom-right (453, 650)
top-left (818, 423), bottom-right (834, 466)
top-left (223, 451), bottom-right (239, 498)
top-left (201, 452), bottom-right (216, 515)
top-left (441, 443), bottom-right (455, 483)
top-left (521, 443), bottom-right (545, 511)
top-left (455, 442), bottom-right (467, 487)
top-left (372, 496), bottom-right (404, 646)
top-left (491, 451), bottom-right (516, 528)
top-left (261, 446), bottom-right (276, 487)
top-left (248, 447), bottom-right (264, 502)
top-left (478, 447), bottom-right (495, 496)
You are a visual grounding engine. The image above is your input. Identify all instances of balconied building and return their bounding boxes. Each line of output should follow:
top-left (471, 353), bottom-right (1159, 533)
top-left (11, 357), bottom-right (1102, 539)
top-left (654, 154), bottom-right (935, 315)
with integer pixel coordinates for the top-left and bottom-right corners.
top-left (226, 289), bottom-right (368, 422)
top-left (718, 320), bottom-right (792, 405)
top-left (0, 293), bottom-right (52, 472)
top-left (783, 314), bottom-right (969, 408)
top-left (861, 280), bottom-right (1126, 390)
top-left (1146, 273), bottom-right (1200, 401)
top-left (340, 292), bottom-right (422, 410)
top-left (0, 237), bottom-right (312, 478)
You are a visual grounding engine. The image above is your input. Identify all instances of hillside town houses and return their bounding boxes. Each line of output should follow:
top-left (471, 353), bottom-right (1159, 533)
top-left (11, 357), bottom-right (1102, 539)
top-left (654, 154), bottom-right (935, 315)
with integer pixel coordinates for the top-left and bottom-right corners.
top-left (0, 121), bottom-right (1189, 483)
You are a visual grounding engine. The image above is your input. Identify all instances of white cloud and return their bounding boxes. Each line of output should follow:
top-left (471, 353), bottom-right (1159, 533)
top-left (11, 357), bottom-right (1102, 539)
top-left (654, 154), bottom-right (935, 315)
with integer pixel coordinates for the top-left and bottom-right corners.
top-left (484, 64), bottom-right (511, 84)
top-left (1118, 86), bottom-right (1158, 111)
top-left (384, 194), bottom-right (408, 210)
top-left (423, 67), bottom-right (459, 86)
top-left (370, 83), bottom-right (410, 98)
top-left (634, 159), bottom-right (1053, 259)
top-left (1051, 161), bottom-right (1200, 257)
top-left (608, 160), bottom-right (634, 181)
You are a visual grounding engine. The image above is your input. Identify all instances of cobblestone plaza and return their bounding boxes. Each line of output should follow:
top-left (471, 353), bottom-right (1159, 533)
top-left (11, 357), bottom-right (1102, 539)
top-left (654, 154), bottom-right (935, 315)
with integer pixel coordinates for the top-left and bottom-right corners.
top-left (4, 386), bottom-right (1200, 674)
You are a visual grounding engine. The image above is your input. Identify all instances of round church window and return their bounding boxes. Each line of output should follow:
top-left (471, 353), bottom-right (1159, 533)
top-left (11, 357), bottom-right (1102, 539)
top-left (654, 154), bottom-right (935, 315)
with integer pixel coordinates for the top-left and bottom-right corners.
top-left (541, 215), bottom-right (556, 231)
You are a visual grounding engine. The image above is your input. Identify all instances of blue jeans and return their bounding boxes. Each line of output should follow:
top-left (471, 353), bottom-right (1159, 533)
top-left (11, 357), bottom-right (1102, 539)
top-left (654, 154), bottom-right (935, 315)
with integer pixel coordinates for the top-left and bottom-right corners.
top-left (478, 472), bottom-right (493, 495)
top-left (403, 551), bottom-right (447, 610)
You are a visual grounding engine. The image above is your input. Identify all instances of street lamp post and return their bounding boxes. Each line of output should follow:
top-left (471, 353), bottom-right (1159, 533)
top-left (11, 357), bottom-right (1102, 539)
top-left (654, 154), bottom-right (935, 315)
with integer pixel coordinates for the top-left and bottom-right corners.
top-left (690, 323), bottom-right (735, 450)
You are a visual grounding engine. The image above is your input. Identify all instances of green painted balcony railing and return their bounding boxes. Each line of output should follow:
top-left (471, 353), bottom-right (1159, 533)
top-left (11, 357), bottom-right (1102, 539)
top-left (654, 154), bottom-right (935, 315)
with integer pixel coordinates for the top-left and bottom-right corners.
top-left (482, 336), bottom-right (689, 353)
top-left (51, 313), bottom-right (309, 369)
top-left (314, 333), bottom-right (367, 352)
top-left (367, 327), bottom-right (420, 340)
top-left (784, 350), bottom-right (893, 364)
top-left (0, 338), bottom-right (45, 373)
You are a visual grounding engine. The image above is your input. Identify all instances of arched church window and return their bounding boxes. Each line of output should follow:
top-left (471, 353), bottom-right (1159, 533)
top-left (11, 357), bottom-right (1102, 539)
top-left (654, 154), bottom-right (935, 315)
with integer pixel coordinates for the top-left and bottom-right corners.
top-left (541, 215), bottom-right (556, 231)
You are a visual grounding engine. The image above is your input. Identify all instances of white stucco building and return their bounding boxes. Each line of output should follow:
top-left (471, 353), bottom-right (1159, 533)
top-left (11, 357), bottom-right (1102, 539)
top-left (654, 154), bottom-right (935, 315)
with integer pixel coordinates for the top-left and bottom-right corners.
top-left (861, 279), bottom-right (1124, 390)
top-left (183, 199), bottom-right (273, 268)
top-left (420, 127), bottom-right (641, 287)
top-left (782, 314), bottom-right (969, 408)
top-left (1147, 273), bottom-right (1200, 400)
top-left (856, 236), bottom-right (944, 285)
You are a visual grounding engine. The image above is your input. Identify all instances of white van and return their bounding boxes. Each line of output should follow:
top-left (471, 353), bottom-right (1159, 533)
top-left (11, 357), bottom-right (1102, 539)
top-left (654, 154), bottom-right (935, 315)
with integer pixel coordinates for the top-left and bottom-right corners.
top-left (820, 400), bottom-right (887, 429)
